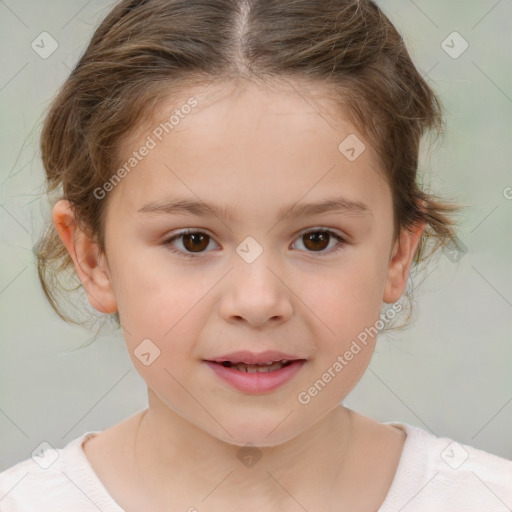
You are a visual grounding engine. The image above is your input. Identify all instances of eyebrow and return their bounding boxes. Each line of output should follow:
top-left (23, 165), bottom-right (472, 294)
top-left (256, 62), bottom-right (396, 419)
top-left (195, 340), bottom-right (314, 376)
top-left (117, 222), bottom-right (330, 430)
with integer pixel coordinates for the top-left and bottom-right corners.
top-left (137, 196), bottom-right (372, 223)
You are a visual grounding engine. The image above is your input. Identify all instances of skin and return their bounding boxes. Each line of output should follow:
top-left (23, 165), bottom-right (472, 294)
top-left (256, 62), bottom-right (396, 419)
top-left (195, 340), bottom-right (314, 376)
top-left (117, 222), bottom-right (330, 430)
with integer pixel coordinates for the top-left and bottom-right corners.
top-left (53, 78), bottom-right (424, 511)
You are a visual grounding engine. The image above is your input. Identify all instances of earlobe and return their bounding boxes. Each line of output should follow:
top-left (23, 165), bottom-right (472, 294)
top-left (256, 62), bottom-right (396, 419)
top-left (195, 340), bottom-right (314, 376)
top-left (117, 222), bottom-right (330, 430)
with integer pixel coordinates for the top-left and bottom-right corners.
top-left (52, 199), bottom-right (118, 314)
top-left (383, 221), bottom-right (426, 304)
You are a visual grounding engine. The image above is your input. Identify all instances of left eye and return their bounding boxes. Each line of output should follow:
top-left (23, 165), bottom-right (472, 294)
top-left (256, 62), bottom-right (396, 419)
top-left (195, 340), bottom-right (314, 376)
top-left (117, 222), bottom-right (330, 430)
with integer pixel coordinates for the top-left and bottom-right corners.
top-left (163, 229), bottom-right (346, 258)
top-left (292, 229), bottom-right (346, 253)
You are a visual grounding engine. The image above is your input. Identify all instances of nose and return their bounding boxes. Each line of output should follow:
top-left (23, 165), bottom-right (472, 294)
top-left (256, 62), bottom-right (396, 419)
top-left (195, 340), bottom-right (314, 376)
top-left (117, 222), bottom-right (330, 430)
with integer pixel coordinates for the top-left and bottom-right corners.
top-left (218, 253), bottom-right (293, 328)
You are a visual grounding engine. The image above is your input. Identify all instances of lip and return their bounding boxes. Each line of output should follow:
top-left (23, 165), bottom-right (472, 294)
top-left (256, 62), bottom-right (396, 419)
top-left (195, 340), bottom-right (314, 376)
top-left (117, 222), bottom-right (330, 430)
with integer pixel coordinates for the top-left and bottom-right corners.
top-left (205, 350), bottom-right (301, 364)
top-left (203, 359), bottom-right (307, 394)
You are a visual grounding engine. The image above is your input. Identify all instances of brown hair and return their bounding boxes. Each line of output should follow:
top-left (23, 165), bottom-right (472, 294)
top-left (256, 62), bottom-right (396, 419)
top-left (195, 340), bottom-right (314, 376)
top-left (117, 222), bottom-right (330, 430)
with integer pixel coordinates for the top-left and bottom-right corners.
top-left (35, 0), bottom-right (463, 335)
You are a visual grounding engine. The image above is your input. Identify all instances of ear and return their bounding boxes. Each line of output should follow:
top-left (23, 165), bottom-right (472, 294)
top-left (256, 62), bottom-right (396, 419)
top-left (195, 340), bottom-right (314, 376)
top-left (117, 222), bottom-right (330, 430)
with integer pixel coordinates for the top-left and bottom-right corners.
top-left (383, 220), bottom-right (426, 304)
top-left (52, 199), bottom-right (117, 314)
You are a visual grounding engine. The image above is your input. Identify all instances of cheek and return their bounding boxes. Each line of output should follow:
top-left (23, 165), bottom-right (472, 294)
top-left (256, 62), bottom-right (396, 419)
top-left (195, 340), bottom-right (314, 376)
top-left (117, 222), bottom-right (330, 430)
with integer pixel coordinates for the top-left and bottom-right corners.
top-left (111, 244), bottom-right (202, 324)
top-left (127, 346), bottom-right (198, 424)
top-left (296, 265), bottom-right (384, 406)
top-left (114, 256), bottom-right (217, 377)
top-left (300, 255), bottom-right (388, 337)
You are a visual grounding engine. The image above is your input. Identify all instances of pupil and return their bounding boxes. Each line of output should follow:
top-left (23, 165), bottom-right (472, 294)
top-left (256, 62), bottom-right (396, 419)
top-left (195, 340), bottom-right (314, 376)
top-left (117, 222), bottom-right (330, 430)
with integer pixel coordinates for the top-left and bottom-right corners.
top-left (304, 232), bottom-right (329, 251)
top-left (184, 233), bottom-right (208, 252)
top-left (182, 232), bottom-right (330, 253)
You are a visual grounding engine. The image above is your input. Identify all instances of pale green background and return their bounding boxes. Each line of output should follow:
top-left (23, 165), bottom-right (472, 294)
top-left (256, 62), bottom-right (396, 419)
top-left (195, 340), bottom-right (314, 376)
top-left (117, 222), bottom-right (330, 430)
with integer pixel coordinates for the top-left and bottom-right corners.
top-left (1, 0), bottom-right (511, 474)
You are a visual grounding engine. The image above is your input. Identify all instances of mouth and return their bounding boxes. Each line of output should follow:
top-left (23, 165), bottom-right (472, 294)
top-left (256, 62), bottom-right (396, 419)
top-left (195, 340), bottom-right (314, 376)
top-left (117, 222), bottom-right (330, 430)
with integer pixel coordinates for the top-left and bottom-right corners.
top-left (202, 350), bottom-right (307, 393)
top-left (202, 357), bottom-right (307, 394)
top-left (209, 359), bottom-right (299, 373)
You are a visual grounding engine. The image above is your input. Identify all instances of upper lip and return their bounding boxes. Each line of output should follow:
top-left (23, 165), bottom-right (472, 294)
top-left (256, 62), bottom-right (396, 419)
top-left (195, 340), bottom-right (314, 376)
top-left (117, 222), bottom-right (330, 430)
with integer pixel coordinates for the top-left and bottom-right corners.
top-left (205, 350), bottom-right (304, 364)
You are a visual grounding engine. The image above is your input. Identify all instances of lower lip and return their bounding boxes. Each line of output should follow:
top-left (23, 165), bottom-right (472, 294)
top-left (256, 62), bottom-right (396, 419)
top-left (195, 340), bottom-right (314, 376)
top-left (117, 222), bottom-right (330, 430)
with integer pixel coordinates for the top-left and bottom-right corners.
top-left (203, 360), bottom-right (306, 394)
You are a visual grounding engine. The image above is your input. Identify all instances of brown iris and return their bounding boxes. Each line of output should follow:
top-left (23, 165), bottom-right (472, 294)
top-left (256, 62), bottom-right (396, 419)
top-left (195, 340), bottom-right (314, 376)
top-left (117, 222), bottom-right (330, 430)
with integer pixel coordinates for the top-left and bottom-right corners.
top-left (178, 230), bottom-right (335, 254)
top-left (302, 231), bottom-right (330, 251)
top-left (182, 232), bottom-right (210, 252)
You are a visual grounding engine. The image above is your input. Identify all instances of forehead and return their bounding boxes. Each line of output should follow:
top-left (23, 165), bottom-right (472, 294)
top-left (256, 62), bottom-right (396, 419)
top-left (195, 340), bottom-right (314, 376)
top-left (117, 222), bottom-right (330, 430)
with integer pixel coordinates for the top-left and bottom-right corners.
top-left (108, 78), bottom-right (389, 216)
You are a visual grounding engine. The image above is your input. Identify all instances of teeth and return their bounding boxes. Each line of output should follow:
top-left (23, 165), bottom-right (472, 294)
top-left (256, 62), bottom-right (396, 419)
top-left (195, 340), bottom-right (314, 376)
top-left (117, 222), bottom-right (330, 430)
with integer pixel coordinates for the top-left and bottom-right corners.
top-left (229, 360), bottom-right (291, 373)
top-left (241, 360), bottom-right (288, 366)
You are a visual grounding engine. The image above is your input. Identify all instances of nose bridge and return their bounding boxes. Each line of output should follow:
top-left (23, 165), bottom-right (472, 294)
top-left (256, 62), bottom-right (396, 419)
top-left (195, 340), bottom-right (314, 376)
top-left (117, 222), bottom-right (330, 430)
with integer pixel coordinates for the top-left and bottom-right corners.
top-left (233, 238), bottom-right (281, 293)
top-left (219, 240), bottom-right (293, 326)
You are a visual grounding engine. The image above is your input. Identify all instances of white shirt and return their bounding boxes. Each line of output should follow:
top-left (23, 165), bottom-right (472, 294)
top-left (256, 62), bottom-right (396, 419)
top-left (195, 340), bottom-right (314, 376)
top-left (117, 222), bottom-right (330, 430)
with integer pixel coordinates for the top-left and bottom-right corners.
top-left (1, 422), bottom-right (511, 511)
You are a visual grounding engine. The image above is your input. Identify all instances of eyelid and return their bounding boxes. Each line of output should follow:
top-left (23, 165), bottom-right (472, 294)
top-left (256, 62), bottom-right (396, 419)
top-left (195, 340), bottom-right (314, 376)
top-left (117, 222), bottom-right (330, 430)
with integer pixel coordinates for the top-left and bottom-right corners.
top-left (295, 226), bottom-right (347, 240)
top-left (164, 226), bottom-right (347, 242)
top-left (291, 227), bottom-right (348, 254)
top-left (162, 227), bottom-right (215, 241)
top-left (162, 226), bottom-right (349, 258)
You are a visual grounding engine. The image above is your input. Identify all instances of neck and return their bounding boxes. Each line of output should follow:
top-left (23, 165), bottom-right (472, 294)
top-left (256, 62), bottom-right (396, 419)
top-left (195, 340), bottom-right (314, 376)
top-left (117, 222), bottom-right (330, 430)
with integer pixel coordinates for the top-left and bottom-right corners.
top-left (132, 390), bottom-right (354, 510)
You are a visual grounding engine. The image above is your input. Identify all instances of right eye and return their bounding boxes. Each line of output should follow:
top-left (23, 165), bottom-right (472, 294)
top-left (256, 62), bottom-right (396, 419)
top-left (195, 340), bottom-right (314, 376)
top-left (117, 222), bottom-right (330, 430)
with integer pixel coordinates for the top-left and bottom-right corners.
top-left (162, 229), bottom-right (219, 259)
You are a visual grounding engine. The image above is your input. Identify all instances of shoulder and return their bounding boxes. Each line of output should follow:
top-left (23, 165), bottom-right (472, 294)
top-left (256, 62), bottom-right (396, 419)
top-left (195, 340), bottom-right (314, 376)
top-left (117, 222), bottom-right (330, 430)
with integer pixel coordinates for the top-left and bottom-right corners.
top-left (379, 422), bottom-right (512, 512)
top-left (0, 444), bottom-right (68, 505)
top-left (0, 432), bottom-right (122, 512)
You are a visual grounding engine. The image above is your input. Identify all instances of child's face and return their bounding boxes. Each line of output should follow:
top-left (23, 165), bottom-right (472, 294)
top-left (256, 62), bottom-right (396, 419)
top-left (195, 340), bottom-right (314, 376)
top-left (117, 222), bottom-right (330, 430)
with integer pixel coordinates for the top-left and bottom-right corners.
top-left (63, 79), bottom-right (423, 446)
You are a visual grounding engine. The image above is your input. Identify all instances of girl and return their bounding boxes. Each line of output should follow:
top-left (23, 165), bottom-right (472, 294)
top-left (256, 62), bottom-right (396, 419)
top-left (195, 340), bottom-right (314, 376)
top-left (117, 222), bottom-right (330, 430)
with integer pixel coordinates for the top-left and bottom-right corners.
top-left (1, 0), bottom-right (510, 510)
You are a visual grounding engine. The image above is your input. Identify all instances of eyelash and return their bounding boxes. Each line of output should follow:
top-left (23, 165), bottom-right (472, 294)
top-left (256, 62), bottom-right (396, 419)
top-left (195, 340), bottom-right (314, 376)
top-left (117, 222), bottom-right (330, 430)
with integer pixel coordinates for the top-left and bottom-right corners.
top-left (162, 228), bottom-right (347, 259)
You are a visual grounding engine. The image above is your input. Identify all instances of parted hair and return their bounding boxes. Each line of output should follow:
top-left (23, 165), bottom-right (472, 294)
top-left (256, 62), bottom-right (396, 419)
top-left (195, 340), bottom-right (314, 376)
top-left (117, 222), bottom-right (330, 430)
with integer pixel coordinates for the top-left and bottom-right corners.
top-left (35, 0), bottom-right (462, 333)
